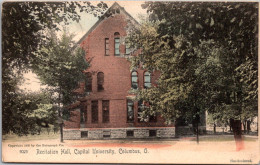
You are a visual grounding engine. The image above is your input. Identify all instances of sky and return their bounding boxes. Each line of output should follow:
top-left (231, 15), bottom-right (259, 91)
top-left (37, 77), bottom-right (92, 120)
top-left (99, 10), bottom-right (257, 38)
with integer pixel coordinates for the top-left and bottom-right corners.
top-left (19, 1), bottom-right (147, 92)
top-left (68, 1), bottom-right (147, 41)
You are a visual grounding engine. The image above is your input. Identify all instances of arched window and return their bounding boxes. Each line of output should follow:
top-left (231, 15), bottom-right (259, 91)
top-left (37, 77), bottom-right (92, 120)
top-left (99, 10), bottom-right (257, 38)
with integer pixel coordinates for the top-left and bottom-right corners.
top-left (97, 72), bottom-right (104, 91)
top-left (125, 39), bottom-right (130, 55)
top-left (144, 71), bottom-right (151, 88)
top-left (114, 32), bottom-right (120, 36)
top-left (114, 32), bottom-right (120, 56)
top-left (85, 72), bottom-right (92, 92)
top-left (131, 71), bottom-right (138, 89)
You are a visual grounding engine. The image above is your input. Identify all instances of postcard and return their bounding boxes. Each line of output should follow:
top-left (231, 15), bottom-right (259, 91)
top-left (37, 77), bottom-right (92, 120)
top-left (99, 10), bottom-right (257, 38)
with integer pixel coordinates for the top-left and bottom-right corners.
top-left (2, 1), bottom-right (259, 164)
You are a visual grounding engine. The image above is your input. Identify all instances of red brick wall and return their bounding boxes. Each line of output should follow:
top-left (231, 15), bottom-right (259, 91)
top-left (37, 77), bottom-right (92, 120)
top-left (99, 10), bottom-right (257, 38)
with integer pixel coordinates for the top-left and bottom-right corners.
top-left (65, 13), bottom-right (174, 129)
top-left (64, 110), bottom-right (80, 129)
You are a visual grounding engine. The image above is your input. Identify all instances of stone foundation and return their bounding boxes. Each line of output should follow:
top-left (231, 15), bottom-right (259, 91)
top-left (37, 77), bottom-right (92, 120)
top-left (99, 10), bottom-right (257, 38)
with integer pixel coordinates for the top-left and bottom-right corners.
top-left (63, 130), bottom-right (81, 140)
top-left (63, 127), bottom-right (175, 140)
top-left (157, 128), bottom-right (176, 138)
top-left (134, 129), bottom-right (149, 138)
top-left (111, 129), bottom-right (127, 138)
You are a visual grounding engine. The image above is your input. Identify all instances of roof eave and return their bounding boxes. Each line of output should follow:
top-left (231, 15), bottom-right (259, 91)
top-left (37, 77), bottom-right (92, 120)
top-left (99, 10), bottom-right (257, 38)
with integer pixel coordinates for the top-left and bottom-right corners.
top-left (74, 2), bottom-right (140, 48)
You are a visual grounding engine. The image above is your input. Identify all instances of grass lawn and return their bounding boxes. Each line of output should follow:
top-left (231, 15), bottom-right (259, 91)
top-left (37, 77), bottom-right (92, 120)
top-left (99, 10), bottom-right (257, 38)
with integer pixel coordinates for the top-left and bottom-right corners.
top-left (2, 131), bottom-right (257, 143)
top-left (192, 135), bottom-right (258, 142)
top-left (2, 131), bottom-right (60, 142)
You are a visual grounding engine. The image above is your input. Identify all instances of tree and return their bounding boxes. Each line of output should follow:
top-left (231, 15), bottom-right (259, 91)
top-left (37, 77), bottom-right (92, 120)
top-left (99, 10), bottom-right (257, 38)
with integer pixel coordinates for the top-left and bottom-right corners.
top-left (32, 31), bottom-right (88, 142)
top-left (127, 2), bottom-right (258, 145)
top-left (236, 57), bottom-right (258, 133)
top-left (2, 1), bottom-right (107, 70)
top-left (2, 89), bottom-right (55, 136)
top-left (28, 103), bottom-right (57, 135)
top-left (2, 2), bottom-right (107, 136)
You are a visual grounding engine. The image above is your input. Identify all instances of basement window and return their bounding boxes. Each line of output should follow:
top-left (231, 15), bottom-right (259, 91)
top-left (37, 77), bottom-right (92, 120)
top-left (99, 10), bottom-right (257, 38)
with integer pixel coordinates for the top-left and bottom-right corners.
top-left (103, 130), bottom-right (111, 138)
top-left (81, 131), bottom-right (88, 138)
top-left (149, 130), bottom-right (156, 137)
top-left (127, 130), bottom-right (134, 137)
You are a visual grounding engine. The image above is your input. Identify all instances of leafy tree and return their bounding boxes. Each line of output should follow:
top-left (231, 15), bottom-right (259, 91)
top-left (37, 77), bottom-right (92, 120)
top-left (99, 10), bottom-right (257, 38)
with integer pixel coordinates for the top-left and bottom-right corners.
top-left (27, 103), bottom-right (57, 135)
top-left (2, 2), bottom-right (107, 136)
top-left (127, 2), bottom-right (258, 144)
top-left (2, 68), bottom-right (23, 135)
top-left (3, 89), bottom-right (55, 136)
top-left (32, 31), bottom-right (88, 142)
top-left (2, 1), bottom-right (107, 69)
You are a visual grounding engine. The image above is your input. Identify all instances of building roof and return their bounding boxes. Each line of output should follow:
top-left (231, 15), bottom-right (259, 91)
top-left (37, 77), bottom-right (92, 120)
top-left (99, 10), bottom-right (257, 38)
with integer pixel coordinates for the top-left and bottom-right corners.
top-left (75, 2), bottom-right (139, 46)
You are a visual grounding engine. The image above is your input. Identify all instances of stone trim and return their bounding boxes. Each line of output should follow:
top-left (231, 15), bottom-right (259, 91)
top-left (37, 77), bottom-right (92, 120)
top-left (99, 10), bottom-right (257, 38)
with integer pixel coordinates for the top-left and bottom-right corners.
top-left (63, 127), bottom-right (175, 140)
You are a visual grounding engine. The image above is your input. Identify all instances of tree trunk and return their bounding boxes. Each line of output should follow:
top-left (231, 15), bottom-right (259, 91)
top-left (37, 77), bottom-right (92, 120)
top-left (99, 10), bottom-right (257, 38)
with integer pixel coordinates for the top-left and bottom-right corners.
top-left (230, 119), bottom-right (244, 151)
top-left (58, 88), bottom-right (64, 143)
top-left (242, 121), bottom-right (246, 134)
top-left (196, 122), bottom-right (199, 144)
top-left (60, 123), bottom-right (63, 143)
top-left (58, 107), bottom-right (64, 143)
top-left (246, 120), bottom-right (251, 134)
top-left (213, 123), bottom-right (216, 134)
top-left (47, 128), bottom-right (50, 135)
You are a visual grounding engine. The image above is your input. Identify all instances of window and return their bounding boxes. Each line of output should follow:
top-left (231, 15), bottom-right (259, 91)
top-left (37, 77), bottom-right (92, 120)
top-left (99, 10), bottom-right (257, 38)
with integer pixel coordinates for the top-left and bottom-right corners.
top-left (80, 104), bottom-right (87, 123)
top-left (103, 130), bottom-right (111, 138)
top-left (115, 38), bottom-right (120, 56)
top-left (102, 100), bottom-right (109, 123)
top-left (127, 130), bottom-right (134, 137)
top-left (131, 71), bottom-right (138, 89)
top-left (127, 100), bottom-right (134, 122)
top-left (138, 100), bottom-right (154, 122)
top-left (105, 38), bottom-right (109, 56)
top-left (138, 100), bottom-right (144, 122)
top-left (85, 72), bottom-right (92, 92)
top-left (81, 131), bottom-right (88, 138)
top-left (125, 40), bottom-right (130, 55)
top-left (97, 72), bottom-right (104, 91)
top-left (91, 101), bottom-right (98, 123)
top-left (114, 32), bottom-right (120, 56)
top-left (149, 114), bottom-right (157, 122)
top-left (144, 71), bottom-right (151, 88)
top-left (149, 130), bottom-right (157, 137)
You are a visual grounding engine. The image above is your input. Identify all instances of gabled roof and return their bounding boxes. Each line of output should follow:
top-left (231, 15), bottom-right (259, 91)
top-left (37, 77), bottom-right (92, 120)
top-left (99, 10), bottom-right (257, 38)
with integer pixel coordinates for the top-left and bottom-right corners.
top-left (76, 2), bottom-right (139, 46)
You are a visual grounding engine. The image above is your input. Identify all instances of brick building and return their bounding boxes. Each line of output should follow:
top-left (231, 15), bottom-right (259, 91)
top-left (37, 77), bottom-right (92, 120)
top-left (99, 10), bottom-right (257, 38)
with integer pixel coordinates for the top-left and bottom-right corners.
top-left (63, 2), bottom-right (175, 140)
